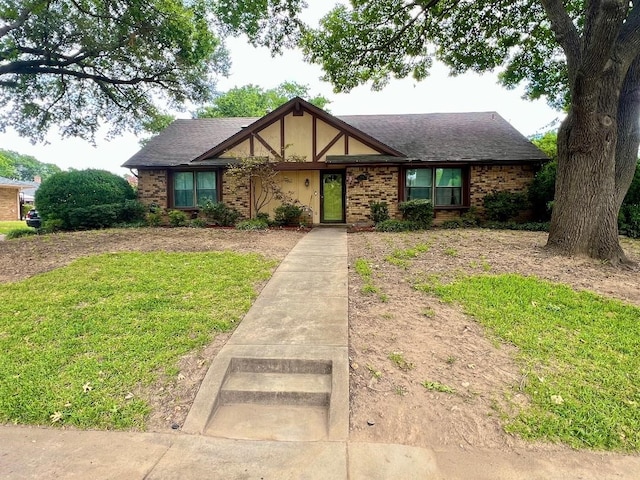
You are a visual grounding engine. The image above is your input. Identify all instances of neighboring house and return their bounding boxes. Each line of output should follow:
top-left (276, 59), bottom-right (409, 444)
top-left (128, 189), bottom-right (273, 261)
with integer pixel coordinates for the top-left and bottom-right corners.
top-left (123, 97), bottom-right (548, 225)
top-left (0, 176), bottom-right (36, 221)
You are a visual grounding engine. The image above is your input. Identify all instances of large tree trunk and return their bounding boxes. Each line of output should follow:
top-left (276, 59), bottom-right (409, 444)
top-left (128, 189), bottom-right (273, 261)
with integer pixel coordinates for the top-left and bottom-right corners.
top-left (547, 67), bottom-right (630, 264)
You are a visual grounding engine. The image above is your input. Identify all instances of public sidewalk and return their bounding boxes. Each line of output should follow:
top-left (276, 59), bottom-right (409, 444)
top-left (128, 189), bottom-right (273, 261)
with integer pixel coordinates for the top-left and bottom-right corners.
top-left (1, 228), bottom-right (639, 479)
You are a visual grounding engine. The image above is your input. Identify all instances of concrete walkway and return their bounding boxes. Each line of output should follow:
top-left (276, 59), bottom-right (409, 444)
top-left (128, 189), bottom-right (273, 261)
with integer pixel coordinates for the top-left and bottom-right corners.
top-left (1, 228), bottom-right (640, 479)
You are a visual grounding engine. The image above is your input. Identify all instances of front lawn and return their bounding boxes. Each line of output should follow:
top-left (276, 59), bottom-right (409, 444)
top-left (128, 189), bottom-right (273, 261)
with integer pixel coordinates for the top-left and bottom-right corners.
top-left (0, 251), bottom-right (275, 429)
top-left (424, 274), bottom-right (640, 451)
top-left (0, 221), bottom-right (29, 235)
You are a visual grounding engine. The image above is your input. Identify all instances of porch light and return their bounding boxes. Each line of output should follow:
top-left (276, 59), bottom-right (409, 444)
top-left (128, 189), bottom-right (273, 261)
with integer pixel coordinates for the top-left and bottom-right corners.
top-left (305, 178), bottom-right (310, 187)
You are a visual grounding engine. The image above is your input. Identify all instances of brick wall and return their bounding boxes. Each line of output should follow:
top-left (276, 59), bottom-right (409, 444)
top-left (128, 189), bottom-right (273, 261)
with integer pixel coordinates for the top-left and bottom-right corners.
top-left (0, 187), bottom-right (19, 221)
top-left (469, 164), bottom-right (535, 210)
top-left (222, 172), bottom-right (251, 219)
top-left (346, 166), bottom-right (399, 224)
top-left (137, 170), bottom-right (168, 209)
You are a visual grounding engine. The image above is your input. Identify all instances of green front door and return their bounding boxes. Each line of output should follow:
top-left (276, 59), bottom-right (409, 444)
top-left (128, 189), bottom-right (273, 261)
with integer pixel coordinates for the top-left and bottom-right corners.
top-left (321, 172), bottom-right (345, 223)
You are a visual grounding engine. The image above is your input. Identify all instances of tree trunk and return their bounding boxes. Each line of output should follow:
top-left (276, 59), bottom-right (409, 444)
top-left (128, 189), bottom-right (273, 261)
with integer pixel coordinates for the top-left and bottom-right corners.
top-left (547, 70), bottom-right (630, 264)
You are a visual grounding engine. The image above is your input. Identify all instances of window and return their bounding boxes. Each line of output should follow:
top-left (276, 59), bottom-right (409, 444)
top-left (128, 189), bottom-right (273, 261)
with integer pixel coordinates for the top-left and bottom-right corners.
top-left (405, 168), bottom-right (463, 206)
top-left (173, 171), bottom-right (217, 207)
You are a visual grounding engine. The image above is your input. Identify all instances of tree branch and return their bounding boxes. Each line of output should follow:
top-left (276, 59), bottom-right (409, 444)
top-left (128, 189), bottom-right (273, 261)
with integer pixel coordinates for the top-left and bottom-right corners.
top-left (582, 0), bottom-right (628, 75)
top-left (0, 7), bottom-right (30, 39)
top-left (615, 1), bottom-right (640, 66)
top-left (539, 0), bottom-right (581, 76)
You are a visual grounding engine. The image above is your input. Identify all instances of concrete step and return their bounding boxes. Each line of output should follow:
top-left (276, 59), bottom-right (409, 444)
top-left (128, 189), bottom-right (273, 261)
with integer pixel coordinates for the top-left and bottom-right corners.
top-left (220, 371), bottom-right (331, 406)
top-left (205, 404), bottom-right (328, 441)
top-left (229, 357), bottom-right (332, 375)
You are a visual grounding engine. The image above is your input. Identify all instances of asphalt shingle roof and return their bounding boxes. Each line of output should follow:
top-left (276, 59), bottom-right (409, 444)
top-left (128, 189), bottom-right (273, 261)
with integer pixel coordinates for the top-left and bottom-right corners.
top-left (122, 111), bottom-right (547, 168)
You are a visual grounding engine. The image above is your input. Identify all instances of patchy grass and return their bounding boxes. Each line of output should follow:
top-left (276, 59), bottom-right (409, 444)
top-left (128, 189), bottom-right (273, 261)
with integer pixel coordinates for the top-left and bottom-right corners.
top-left (0, 221), bottom-right (30, 235)
top-left (422, 380), bottom-right (456, 394)
top-left (388, 351), bottom-right (415, 371)
top-left (385, 242), bottom-right (430, 269)
top-left (423, 273), bottom-right (640, 451)
top-left (0, 251), bottom-right (275, 430)
top-left (354, 258), bottom-right (387, 300)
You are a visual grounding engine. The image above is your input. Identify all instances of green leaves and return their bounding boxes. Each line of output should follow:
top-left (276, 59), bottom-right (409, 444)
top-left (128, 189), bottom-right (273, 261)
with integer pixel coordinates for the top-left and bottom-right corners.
top-left (0, 0), bottom-right (228, 141)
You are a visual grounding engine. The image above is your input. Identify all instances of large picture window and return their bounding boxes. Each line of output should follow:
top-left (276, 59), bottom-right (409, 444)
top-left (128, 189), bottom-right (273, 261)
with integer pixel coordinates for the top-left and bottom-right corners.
top-left (405, 168), bottom-right (463, 206)
top-left (173, 171), bottom-right (217, 207)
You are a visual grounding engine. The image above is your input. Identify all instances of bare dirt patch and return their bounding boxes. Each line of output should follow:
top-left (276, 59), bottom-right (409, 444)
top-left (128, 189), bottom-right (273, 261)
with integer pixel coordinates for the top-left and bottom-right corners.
top-left (347, 229), bottom-right (640, 453)
top-left (2, 227), bottom-right (639, 454)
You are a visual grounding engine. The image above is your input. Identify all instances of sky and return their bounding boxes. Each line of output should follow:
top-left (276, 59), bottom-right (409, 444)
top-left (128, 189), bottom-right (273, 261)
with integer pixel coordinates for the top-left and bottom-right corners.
top-left (0, 2), bottom-right (562, 178)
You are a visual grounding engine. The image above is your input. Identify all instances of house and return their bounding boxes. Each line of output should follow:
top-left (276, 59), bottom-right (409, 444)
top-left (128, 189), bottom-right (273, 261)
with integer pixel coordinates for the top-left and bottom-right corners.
top-left (0, 176), bottom-right (36, 221)
top-left (123, 97), bottom-right (547, 225)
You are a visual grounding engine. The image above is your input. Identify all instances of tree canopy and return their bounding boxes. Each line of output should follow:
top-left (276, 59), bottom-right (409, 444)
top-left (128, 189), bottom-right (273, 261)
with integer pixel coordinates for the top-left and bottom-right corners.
top-left (0, 0), bottom-right (228, 141)
top-left (293, 0), bottom-right (640, 263)
top-left (0, 148), bottom-right (61, 180)
top-left (195, 81), bottom-right (330, 118)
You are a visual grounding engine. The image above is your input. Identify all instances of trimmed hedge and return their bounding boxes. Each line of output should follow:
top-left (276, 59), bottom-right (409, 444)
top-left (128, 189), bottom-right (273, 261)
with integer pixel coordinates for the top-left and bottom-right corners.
top-left (398, 199), bottom-right (434, 227)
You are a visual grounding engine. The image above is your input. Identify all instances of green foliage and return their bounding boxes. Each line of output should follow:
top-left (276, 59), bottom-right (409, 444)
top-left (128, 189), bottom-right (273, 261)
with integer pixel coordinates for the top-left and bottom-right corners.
top-left (623, 162), bottom-right (640, 206)
top-left (619, 204), bottom-right (640, 239)
top-left (528, 161), bottom-right (557, 221)
top-left (0, 251), bottom-right (274, 429)
top-left (483, 191), bottom-right (528, 222)
top-left (0, 149), bottom-right (61, 181)
top-left (440, 209), bottom-right (480, 229)
top-left (168, 210), bottom-right (189, 227)
top-left (35, 170), bottom-right (136, 230)
top-left (68, 204), bottom-right (119, 230)
top-left (375, 219), bottom-right (421, 232)
top-left (190, 218), bottom-right (208, 228)
top-left (0, 0), bottom-right (228, 141)
top-left (398, 199), bottom-right (434, 227)
top-left (200, 200), bottom-right (240, 227)
top-left (195, 81), bottom-right (330, 118)
top-left (483, 221), bottom-right (550, 232)
top-left (236, 219), bottom-right (269, 230)
top-left (274, 203), bottom-right (303, 226)
top-left (370, 201), bottom-right (390, 224)
top-left (388, 352), bottom-right (414, 371)
top-left (530, 131), bottom-right (558, 161)
top-left (146, 212), bottom-right (163, 227)
top-left (421, 380), bottom-right (456, 394)
top-left (118, 200), bottom-right (147, 224)
top-left (5, 228), bottom-right (37, 239)
top-left (430, 274), bottom-right (640, 451)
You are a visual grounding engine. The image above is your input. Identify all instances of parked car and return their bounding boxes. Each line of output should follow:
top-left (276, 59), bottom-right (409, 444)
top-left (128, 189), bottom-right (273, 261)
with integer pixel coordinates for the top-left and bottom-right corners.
top-left (26, 209), bottom-right (42, 228)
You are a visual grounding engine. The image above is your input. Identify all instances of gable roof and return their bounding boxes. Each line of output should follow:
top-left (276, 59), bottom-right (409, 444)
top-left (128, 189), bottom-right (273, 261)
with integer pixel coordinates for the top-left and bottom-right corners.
top-left (123, 100), bottom-right (547, 168)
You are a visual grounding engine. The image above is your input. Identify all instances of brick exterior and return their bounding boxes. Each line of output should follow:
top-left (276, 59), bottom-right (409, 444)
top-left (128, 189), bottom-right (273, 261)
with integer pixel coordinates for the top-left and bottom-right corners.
top-left (469, 164), bottom-right (536, 213)
top-left (346, 166), bottom-right (399, 224)
top-left (137, 170), bottom-right (168, 209)
top-left (222, 172), bottom-right (251, 219)
top-left (0, 187), bottom-right (20, 221)
top-left (135, 163), bottom-right (536, 225)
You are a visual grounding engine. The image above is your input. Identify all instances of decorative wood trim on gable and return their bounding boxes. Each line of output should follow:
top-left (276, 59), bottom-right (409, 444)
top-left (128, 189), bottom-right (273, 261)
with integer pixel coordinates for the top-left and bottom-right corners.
top-left (254, 132), bottom-right (280, 158)
top-left (314, 132), bottom-right (344, 162)
top-left (192, 97), bottom-right (406, 163)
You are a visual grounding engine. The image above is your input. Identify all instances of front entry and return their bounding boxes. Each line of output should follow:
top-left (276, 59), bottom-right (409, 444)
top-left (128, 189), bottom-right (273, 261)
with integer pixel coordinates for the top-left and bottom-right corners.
top-left (320, 172), bottom-right (345, 223)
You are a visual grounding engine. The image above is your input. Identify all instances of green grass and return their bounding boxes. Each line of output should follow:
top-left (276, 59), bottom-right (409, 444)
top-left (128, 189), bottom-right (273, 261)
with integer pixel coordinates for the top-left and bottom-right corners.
top-left (422, 380), bottom-right (456, 394)
top-left (422, 273), bottom-right (640, 451)
top-left (388, 351), bottom-right (414, 371)
top-left (385, 242), bottom-right (430, 269)
top-left (0, 221), bottom-right (30, 235)
top-left (0, 251), bottom-right (275, 429)
top-left (354, 258), bottom-right (386, 300)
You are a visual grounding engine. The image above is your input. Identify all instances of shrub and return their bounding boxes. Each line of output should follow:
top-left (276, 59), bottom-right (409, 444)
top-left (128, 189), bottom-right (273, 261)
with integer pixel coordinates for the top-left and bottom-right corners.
top-left (483, 221), bottom-right (550, 232)
top-left (370, 202), bottom-right (390, 224)
top-left (274, 203), bottom-right (303, 226)
top-left (5, 228), bottom-right (38, 239)
top-left (375, 219), bottom-right (422, 232)
top-left (398, 199), bottom-right (433, 227)
top-left (41, 218), bottom-right (64, 233)
top-left (236, 219), bottom-right (269, 230)
top-left (528, 161), bottom-right (557, 220)
top-left (35, 169), bottom-right (135, 230)
top-left (619, 204), bottom-right (640, 238)
top-left (118, 199), bottom-right (147, 224)
top-left (623, 161), bottom-right (640, 205)
top-left (190, 218), bottom-right (207, 228)
top-left (146, 212), bottom-right (163, 227)
top-left (200, 200), bottom-right (240, 226)
top-left (67, 204), bottom-right (119, 230)
top-left (483, 191), bottom-right (528, 222)
top-left (255, 212), bottom-right (270, 223)
top-left (168, 210), bottom-right (189, 227)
